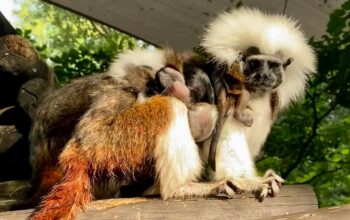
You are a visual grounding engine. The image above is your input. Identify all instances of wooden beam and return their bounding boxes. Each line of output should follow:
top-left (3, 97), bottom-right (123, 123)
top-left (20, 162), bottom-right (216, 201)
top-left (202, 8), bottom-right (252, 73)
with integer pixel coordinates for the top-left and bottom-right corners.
top-left (44, 0), bottom-right (344, 50)
top-left (0, 11), bottom-right (16, 37)
top-left (0, 185), bottom-right (318, 219)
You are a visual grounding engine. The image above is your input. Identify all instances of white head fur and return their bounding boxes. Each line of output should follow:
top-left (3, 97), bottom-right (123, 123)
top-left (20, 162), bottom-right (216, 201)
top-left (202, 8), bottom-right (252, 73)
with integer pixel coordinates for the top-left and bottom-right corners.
top-left (201, 8), bottom-right (317, 109)
top-left (107, 48), bottom-right (166, 81)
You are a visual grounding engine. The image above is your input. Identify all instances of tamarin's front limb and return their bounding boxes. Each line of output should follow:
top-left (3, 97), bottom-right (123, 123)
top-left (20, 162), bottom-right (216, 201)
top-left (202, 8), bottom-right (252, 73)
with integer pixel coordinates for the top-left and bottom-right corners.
top-left (30, 96), bottom-right (237, 220)
top-left (153, 97), bottom-right (234, 199)
top-left (234, 89), bottom-right (253, 127)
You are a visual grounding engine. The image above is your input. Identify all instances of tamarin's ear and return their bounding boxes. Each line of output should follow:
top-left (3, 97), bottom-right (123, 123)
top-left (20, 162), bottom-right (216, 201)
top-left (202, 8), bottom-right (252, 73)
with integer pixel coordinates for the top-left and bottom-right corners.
top-left (283, 58), bottom-right (293, 69)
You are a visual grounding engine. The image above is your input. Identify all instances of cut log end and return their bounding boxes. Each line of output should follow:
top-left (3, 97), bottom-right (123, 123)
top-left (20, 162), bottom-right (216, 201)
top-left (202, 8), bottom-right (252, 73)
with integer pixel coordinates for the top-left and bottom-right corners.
top-left (0, 35), bottom-right (56, 84)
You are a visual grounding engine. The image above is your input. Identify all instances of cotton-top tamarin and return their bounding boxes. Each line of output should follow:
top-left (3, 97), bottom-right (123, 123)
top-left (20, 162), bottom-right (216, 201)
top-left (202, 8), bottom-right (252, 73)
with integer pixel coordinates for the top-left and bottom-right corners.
top-left (200, 8), bottom-right (316, 200)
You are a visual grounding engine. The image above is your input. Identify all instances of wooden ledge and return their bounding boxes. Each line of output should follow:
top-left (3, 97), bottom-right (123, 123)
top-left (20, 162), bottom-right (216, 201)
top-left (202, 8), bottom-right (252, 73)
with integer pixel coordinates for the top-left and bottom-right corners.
top-left (266, 204), bottom-right (350, 220)
top-left (0, 185), bottom-right (318, 219)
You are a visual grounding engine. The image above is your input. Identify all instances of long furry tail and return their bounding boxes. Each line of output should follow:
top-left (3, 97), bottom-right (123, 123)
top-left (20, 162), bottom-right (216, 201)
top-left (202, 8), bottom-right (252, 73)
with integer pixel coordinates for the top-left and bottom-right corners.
top-left (29, 143), bottom-right (92, 220)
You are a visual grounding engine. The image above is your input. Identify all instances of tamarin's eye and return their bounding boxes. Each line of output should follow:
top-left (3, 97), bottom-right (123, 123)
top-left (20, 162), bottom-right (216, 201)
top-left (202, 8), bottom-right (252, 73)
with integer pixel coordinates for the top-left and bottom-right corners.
top-left (249, 59), bottom-right (261, 70)
top-left (268, 61), bottom-right (280, 69)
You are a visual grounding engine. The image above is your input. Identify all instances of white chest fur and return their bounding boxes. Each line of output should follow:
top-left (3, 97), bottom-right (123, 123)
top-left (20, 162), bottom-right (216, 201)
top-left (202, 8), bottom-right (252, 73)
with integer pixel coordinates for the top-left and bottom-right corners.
top-left (245, 94), bottom-right (273, 158)
top-left (203, 93), bottom-right (272, 180)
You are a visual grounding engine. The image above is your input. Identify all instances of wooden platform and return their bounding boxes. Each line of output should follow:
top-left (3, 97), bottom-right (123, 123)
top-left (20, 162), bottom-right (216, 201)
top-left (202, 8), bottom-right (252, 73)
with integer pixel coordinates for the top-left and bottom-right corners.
top-left (0, 185), bottom-right (319, 220)
top-left (268, 205), bottom-right (350, 220)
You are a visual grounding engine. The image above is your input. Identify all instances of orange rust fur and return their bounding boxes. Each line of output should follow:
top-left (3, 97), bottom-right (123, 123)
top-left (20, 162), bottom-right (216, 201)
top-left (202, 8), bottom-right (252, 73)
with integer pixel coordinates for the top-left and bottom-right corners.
top-left (29, 96), bottom-right (174, 220)
top-left (229, 62), bottom-right (245, 83)
top-left (163, 48), bottom-right (183, 72)
top-left (226, 62), bottom-right (245, 95)
top-left (226, 62), bottom-right (252, 127)
top-left (29, 144), bottom-right (91, 220)
top-left (30, 166), bottom-right (62, 204)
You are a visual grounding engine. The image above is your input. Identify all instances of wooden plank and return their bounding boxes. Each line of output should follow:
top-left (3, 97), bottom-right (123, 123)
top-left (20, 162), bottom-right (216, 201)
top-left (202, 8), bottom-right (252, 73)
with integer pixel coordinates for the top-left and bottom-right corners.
top-left (44, 0), bottom-right (344, 50)
top-left (0, 180), bottom-right (30, 199)
top-left (0, 185), bottom-right (318, 220)
top-left (265, 204), bottom-right (350, 220)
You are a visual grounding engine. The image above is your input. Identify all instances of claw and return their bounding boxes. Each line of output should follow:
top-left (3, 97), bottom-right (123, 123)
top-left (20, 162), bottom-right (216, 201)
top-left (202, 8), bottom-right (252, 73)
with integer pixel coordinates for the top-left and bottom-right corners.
top-left (262, 170), bottom-right (284, 197)
top-left (256, 196), bottom-right (265, 203)
top-left (270, 180), bottom-right (279, 197)
top-left (226, 180), bottom-right (243, 194)
top-left (252, 183), bottom-right (269, 202)
top-left (277, 181), bottom-right (283, 188)
top-left (214, 180), bottom-right (237, 199)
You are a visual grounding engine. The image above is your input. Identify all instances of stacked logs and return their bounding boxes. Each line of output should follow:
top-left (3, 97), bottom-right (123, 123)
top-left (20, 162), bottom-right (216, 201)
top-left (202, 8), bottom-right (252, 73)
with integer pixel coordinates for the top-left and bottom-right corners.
top-left (0, 11), bottom-right (55, 209)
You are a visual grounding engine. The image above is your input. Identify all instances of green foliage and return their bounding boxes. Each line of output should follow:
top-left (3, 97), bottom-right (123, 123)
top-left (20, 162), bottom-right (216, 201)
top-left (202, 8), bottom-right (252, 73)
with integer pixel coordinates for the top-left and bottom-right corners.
top-left (13, 0), bottom-right (146, 82)
top-left (50, 32), bottom-right (141, 82)
top-left (258, 0), bottom-right (350, 207)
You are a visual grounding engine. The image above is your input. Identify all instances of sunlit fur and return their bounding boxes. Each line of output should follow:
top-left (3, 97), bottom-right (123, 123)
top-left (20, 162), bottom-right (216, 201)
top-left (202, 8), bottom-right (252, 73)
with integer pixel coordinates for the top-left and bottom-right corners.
top-left (201, 8), bottom-right (316, 196)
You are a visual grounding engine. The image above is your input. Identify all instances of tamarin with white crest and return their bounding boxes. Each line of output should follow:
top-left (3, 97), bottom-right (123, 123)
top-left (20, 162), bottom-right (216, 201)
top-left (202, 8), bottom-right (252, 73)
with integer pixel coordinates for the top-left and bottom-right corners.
top-left (200, 7), bottom-right (316, 201)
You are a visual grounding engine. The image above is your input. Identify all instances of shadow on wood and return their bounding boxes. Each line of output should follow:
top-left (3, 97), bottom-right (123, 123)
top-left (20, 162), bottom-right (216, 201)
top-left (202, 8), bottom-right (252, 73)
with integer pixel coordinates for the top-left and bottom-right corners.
top-left (0, 185), bottom-right (318, 220)
top-left (265, 204), bottom-right (350, 220)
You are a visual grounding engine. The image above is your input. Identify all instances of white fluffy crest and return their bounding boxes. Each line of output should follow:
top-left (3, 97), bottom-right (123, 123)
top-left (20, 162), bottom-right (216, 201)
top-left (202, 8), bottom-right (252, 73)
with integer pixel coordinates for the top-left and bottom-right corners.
top-left (201, 7), bottom-right (317, 109)
top-left (107, 48), bottom-right (166, 80)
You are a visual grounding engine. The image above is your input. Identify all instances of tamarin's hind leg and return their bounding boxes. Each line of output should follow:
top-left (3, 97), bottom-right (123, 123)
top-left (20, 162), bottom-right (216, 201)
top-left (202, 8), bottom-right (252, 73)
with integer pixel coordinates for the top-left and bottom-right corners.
top-left (9, 165), bottom-right (62, 210)
top-left (154, 98), bottom-right (236, 199)
top-left (29, 143), bottom-right (92, 220)
top-left (25, 166), bottom-right (62, 209)
top-left (223, 171), bottom-right (284, 202)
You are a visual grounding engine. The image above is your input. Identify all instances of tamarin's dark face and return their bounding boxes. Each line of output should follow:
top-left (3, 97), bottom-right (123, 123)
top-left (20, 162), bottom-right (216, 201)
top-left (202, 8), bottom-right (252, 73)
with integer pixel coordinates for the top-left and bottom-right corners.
top-left (241, 46), bottom-right (293, 92)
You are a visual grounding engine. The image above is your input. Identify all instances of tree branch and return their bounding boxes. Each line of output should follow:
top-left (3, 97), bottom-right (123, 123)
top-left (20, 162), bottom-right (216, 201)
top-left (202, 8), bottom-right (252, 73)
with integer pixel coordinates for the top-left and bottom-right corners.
top-left (319, 101), bottom-right (338, 122)
top-left (281, 94), bottom-right (338, 179)
top-left (300, 167), bottom-right (343, 184)
top-left (89, 20), bottom-right (108, 38)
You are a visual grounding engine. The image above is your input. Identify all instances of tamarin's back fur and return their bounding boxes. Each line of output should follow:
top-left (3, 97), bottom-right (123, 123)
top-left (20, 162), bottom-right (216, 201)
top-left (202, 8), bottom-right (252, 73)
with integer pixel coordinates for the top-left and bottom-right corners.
top-left (28, 74), bottom-right (136, 204)
top-left (28, 49), bottom-right (189, 204)
top-left (30, 95), bottom-right (174, 220)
